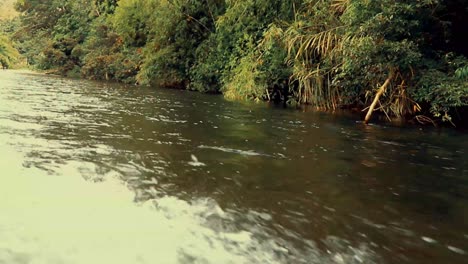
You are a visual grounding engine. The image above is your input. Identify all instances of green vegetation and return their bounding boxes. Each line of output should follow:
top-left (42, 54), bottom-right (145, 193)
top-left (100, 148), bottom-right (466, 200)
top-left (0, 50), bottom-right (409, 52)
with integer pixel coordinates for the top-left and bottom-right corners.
top-left (0, 34), bottom-right (19, 68)
top-left (0, 0), bottom-right (19, 68)
top-left (4, 0), bottom-right (468, 125)
top-left (0, 0), bottom-right (17, 19)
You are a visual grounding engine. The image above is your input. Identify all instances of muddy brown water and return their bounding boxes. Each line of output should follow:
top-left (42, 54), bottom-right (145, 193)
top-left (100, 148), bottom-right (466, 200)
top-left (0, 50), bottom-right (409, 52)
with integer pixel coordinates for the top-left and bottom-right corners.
top-left (0, 70), bottom-right (467, 263)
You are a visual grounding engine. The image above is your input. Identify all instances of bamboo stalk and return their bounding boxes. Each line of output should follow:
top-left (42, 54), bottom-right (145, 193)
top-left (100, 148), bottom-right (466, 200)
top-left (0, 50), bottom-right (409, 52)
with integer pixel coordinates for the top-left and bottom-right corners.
top-left (364, 73), bottom-right (393, 124)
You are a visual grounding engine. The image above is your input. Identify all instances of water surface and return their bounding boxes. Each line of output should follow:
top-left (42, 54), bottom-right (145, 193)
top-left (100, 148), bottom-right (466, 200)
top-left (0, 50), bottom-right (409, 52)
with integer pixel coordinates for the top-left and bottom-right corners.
top-left (0, 70), bottom-right (467, 263)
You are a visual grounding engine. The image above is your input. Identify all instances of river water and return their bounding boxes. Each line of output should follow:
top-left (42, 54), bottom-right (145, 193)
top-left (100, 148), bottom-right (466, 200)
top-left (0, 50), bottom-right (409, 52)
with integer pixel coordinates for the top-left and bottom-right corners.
top-left (0, 70), bottom-right (467, 263)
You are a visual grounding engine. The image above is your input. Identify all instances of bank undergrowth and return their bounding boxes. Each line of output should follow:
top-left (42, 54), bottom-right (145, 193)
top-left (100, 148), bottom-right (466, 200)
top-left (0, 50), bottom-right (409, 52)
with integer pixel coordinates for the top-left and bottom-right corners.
top-left (5, 0), bottom-right (468, 125)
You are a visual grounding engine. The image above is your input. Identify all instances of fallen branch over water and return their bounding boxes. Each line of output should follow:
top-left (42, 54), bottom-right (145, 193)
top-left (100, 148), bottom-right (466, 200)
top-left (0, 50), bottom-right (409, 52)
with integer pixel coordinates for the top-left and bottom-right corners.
top-left (364, 73), bottom-right (393, 124)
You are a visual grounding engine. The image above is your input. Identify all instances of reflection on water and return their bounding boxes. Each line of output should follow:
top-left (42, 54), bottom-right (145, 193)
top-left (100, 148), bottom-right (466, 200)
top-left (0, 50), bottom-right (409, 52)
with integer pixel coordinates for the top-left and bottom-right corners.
top-left (0, 70), bottom-right (467, 263)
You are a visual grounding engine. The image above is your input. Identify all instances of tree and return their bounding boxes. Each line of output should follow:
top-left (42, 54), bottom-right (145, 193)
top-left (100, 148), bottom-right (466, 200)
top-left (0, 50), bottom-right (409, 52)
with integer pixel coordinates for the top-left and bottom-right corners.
top-left (269, 0), bottom-right (467, 123)
top-left (12, 0), bottom-right (467, 124)
top-left (0, 34), bottom-right (20, 68)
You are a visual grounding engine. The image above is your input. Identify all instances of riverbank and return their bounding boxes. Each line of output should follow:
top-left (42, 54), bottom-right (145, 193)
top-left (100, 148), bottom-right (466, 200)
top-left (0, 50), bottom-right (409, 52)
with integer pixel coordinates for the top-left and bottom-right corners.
top-left (5, 0), bottom-right (467, 127)
top-left (4, 67), bottom-right (466, 129)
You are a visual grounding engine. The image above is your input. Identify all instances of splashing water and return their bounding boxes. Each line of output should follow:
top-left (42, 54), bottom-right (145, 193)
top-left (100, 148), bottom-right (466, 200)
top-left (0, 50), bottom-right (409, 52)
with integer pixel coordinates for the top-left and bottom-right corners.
top-left (0, 142), bottom-right (376, 264)
top-left (1, 70), bottom-right (466, 263)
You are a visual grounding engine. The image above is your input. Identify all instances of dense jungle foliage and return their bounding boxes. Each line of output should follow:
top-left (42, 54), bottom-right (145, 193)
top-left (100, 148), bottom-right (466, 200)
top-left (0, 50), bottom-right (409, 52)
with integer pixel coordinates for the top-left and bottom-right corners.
top-left (2, 0), bottom-right (468, 125)
top-left (0, 0), bottom-right (19, 68)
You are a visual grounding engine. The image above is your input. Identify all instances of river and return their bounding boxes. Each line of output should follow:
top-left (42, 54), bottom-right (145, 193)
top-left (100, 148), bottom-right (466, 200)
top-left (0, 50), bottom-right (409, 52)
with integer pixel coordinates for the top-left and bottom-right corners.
top-left (0, 70), bottom-right (467, 263)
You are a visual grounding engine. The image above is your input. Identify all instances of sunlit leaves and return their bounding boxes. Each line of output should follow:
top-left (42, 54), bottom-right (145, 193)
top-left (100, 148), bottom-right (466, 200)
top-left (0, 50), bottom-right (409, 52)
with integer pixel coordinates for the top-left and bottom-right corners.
top-left (0, 34), bottom-right (19, 67)
top-left (11, 0), bottom-right (468, 124)
top-left (455, 66), bottom-right (468, 80)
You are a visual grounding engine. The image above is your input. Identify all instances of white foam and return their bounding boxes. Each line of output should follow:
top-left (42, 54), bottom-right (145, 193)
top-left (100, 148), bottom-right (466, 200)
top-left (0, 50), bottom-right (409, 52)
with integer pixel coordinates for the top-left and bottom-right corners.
top-left (421, 236), bottom-right (437, 243)
top-left (0, 143), bottom-right (287, 264)
top-left (198, 145), bottom-right (265, 156)
top-left (188, 154), bottom-right (206, 167)
top-left (447, 245), bottom-right (466, 255)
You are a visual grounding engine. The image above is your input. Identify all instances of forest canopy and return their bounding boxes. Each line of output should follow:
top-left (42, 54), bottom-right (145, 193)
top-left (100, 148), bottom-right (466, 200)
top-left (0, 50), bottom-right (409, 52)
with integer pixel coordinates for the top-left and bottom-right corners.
top-left (0, 0), bottom-right (19, 68)
top-left (4, 0), bottom-right (468, 125)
